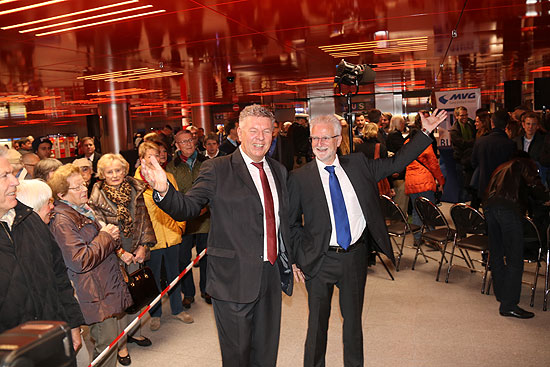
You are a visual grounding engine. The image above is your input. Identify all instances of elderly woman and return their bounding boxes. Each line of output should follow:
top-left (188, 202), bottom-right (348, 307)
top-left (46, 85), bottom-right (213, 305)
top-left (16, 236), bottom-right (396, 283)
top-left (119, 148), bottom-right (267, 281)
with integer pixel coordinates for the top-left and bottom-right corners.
top-left (34, 158), bottom-right (62, 181)
top-left (16, 179), bottom-right (54, 223)
top-left (48, 164), bottom-right (130, 367)
top-left (135, 142), bottom-right (192, 331)
top-left (73, 157), bottom-right (96, 195)
top-left (89, 153), bottom-right (155, 365)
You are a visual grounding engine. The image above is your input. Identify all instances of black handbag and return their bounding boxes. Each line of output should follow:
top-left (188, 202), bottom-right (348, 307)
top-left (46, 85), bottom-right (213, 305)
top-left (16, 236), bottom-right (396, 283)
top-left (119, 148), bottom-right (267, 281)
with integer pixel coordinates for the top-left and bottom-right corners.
top-left (122, 266), bottom-right (160, 314)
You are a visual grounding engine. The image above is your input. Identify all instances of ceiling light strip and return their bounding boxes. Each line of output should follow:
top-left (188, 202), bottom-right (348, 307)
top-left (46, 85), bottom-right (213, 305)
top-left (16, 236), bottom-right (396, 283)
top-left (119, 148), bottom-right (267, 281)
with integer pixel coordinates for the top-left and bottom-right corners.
top-left (0, 0), bottom-right (66, 16)
top-left (319, 37), bottom-right (427, 51)
top-left (77, 68), bottom-right (154, 80)
top-left (35, 9), bottom-right (166, 37)
top-left (1, 0), bottom-right (139, 30)
top-left (0, 0), bottom-right (20, 5)
top-left (21, 5), bottom-right (153, 33)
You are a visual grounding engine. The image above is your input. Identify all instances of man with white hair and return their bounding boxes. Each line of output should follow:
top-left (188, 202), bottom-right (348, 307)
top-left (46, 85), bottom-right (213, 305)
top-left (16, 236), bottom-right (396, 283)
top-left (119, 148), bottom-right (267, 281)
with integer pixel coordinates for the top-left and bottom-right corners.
top-left (0, 150), bottom-right (84, 349)
top-left (289, 110), bottom-right (447, 367)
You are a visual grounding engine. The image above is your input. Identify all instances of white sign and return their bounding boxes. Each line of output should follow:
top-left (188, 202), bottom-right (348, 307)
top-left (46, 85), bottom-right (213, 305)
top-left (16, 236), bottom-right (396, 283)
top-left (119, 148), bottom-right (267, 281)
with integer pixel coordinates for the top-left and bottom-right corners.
top-left (435, 89), bottom-right (481, 147)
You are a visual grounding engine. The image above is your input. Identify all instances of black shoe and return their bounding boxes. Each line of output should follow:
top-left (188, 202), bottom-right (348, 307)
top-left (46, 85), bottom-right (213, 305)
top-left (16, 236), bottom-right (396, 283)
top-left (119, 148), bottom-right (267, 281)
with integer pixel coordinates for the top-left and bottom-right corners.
top-left (499, 307), bottom-right (535, 319)
top-left (201, 292), bottom-right (212, 304)
top-left (127, 335), bottom-right (152, 347)
top-left (182, 296), bottom-right (195, 309)
top-left (117, 352), bottom-right (131, 366)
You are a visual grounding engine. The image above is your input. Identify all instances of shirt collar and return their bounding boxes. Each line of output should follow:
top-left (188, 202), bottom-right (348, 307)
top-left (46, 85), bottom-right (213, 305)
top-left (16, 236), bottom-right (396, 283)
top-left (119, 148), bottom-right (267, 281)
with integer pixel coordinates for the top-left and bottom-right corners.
top-left (316, 155), bottom-right (341, 171)
top-left (0, 208), bottom-right (16, 230)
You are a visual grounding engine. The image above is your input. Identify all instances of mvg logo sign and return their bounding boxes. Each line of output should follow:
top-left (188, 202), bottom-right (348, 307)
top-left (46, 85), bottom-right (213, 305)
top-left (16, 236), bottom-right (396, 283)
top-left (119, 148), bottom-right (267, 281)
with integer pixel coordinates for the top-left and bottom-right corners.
top-left (438, 92), bottom-right (477, 105)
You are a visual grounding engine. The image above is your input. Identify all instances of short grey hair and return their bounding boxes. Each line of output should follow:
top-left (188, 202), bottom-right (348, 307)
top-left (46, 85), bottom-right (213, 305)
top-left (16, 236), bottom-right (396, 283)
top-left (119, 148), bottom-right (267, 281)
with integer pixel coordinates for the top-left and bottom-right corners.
top-left (17, 179), bottom-right (52, 212)
top-left (309, 115), bottom-right (342, 135)
top-left (239, 104), bottom-right (275, 126)
top-left (34, 158), bottom-right (62, 182)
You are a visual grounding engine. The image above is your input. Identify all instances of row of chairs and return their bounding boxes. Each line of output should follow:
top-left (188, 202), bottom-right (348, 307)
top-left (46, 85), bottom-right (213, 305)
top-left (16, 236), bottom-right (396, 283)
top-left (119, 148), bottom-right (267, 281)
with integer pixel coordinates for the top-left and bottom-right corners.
top-left (379, 195), bottom-right (549, 311)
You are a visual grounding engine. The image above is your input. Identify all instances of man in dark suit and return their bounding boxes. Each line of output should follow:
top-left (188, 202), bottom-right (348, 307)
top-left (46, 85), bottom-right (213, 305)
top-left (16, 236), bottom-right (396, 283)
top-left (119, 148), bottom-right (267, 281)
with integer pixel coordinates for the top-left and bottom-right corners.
top-left (513, 111), bottom-right (547, 185)
top-left (140, 105), bottom-right (293, 367)
top-left (268, 121), bottom-right (294, 171)
top-left (77, 136), bottom-right (102, 173)
top-left (219, 120), bottom-right (239, 154)
top-left (289, 111), bottom-right (447, 367)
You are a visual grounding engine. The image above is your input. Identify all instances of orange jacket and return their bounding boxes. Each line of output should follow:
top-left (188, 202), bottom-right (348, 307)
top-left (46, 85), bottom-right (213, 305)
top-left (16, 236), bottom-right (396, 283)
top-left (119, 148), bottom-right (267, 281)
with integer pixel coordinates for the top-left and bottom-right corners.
top-left (405, 143), bottom-right (445, 194)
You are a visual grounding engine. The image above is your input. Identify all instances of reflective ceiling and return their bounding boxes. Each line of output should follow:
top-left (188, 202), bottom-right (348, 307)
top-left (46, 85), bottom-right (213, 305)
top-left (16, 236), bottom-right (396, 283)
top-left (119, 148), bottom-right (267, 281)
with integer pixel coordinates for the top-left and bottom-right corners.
top-left (0, 0), bottom-right (549, 128)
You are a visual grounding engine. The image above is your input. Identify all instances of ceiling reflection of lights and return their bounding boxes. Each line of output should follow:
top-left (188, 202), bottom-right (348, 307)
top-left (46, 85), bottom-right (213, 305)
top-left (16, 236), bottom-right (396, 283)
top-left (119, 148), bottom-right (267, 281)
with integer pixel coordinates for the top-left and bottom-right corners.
top-left (1, 0), bottom-right (139, 30)
top-left (531, 66), bottom-right (550, 72)
top-left (78, 68), bottom-right (182, 82)
top-left (21, 5), bottom-right (154, 33)
top-left (319, 37), bottom-right (428, 57)
top-left (35, 9), bottom-right (166, 37)
top-left (27, 109), bottom-right (67, 115)
top-left (248, 90), bottom-right (298, 96)
top-left (87, 88), bottom-right (162, 97)
top-left (373, 60), bottom-right (427, 72)
top-left (278, 77), bottom-right (333, 86)
top-left (0, 0), bottom-right (66, 16)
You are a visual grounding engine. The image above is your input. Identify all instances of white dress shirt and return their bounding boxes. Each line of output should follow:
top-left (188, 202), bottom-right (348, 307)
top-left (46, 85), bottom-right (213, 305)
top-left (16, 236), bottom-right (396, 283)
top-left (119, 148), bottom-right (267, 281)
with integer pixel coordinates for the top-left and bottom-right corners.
top-left (316, 156), bottom-right (366, 248)
top-left (239, 148), bottom-right (280, 260)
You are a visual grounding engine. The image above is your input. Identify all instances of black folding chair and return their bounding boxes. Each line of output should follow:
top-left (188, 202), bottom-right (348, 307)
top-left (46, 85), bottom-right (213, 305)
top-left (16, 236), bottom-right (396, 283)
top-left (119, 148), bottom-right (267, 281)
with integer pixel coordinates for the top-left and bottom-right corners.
top-left (523, 216), bottom-right (543, 308)
top-left (413, 196), bottom-right (456, 281)
top-left (379, 195), bottom-right (422, 271)
top-left (448, 204), bottom-right (490, 293)
top-left (544, 224), bottom-right (549, 311)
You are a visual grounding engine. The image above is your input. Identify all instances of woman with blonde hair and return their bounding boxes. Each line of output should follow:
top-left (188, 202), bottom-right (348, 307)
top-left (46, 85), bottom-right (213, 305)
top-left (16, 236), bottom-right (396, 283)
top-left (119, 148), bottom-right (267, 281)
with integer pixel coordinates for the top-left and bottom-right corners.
top-left (135, 142), bottom-right (193, 331)
top-left (89, 153), bottom-right (156, 365)
top-left (386, 115), bottom-right (410, 211)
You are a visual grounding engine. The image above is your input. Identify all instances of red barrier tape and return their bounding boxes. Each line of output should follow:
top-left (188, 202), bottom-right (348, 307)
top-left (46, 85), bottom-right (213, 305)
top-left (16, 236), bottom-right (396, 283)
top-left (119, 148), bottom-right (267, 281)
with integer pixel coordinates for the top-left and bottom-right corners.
top-left (88, 248), bottom-right (207, 367)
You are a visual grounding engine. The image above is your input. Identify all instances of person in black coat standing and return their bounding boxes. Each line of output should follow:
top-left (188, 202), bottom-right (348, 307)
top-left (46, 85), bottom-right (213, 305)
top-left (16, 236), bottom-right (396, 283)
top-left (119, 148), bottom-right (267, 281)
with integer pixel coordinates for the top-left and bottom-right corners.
top-left (289, 111), bottom-right (447, 367)
top-left (471, 110), bottom-right (517, 200)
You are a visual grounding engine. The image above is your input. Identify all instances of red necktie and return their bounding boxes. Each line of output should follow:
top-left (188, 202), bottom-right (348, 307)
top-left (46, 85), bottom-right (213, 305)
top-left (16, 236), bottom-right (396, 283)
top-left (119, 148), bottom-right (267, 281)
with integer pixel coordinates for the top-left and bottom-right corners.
top-left (251, 162), bottom-right (277, 265)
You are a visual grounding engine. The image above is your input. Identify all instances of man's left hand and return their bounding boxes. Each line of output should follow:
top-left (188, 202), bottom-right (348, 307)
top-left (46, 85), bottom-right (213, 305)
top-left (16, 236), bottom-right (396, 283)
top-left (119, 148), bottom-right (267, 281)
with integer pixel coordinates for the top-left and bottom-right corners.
top-left (292, 264), bottom-right (305, 283)
top-left (420, 109), bottom-right (448, 133)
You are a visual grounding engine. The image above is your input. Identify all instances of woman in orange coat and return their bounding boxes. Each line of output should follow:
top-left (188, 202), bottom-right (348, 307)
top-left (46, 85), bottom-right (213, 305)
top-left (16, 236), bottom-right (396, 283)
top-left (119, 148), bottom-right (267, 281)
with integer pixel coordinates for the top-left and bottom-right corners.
top-left (405, 129), bottom-right (445, 242)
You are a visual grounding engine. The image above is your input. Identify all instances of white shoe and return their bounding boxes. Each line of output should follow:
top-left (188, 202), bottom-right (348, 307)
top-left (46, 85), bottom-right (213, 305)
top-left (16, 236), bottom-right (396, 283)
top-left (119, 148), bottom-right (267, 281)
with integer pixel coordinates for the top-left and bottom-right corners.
top-left (174, 312), bottom-right (194, 324)
top-left (150, 317), bottom-right (161, 331)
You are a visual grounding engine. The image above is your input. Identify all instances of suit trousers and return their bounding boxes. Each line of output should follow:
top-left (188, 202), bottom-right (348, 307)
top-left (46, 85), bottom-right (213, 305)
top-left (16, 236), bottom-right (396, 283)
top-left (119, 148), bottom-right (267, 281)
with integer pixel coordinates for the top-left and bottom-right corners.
top-left (212, 261), bottom-right (282, 367)
top-left (485, 206), bottom-right (524, 312)
top-left (89, 317), bottom-right (118, 367)
top-left (179, 233), bottom-right (208, 296)
top-left (304, 241), bottom-right (367, 367)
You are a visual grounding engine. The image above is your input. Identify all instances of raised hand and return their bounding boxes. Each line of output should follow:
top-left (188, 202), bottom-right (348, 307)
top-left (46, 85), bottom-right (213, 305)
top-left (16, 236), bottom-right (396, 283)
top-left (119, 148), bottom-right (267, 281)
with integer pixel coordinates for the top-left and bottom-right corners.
top-left (420, 109), bottom-right (448, 133)
top-left (140, 155), bottom-right (168, 195)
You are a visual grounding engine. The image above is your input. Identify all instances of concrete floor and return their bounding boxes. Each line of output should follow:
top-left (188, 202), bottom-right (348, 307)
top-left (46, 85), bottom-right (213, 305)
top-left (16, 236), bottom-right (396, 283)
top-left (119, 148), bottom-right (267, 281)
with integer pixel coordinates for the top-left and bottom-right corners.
top-left (77, 205), bottom-right (550, 367)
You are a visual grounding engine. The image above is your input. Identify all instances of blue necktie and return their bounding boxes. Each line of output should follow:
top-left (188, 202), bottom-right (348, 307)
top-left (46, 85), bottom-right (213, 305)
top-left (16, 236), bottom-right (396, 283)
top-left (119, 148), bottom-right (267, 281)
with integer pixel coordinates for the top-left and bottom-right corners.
top-left (325, 166), bottom-right (351, 249)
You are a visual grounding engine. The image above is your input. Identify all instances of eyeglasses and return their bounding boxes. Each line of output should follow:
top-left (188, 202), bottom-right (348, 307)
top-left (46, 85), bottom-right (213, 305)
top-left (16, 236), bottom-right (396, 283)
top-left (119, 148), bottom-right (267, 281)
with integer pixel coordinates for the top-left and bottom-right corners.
top-left (309, 135), bottom-right (339, 143)
top-left (68, 183), bottom-right (87, 191)
top-left (176, 139), bottom-right (194, 145)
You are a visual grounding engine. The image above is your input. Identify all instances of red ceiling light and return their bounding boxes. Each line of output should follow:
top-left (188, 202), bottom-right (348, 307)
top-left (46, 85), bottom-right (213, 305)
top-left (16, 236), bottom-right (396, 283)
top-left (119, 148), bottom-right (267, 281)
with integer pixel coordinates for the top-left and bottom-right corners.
top-left (373, 60), bottom-right (427, 72)
top-left (35, 9), bottom-right (166, 37)
top-left (78, 68), bottom-right (182, 83)
top-left (0, 0), bottom-right (66, 16)
top-left (319, 37), bottom-right (428, 58)
top-left (278, 77), bottom-right (333, 86)
top-left (531, 66), bottom-right (550, 72)
top-left (27, 109), bottom-right (67, 115)
top-left (21, 5), bottom-right (154, 33)
top-left (87, 88), bottom-right (162, 97)
top-left (248, 90), bottom-right (298, 96)
top-left (1, 0), bottom-right (139, 30)
top-left (376, 80), bottom-right (425, 87)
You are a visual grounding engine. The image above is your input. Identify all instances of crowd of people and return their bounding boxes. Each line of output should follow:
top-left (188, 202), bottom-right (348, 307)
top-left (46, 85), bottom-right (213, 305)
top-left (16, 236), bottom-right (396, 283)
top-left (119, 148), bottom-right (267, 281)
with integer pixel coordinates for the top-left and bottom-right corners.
top-left (0, 102), bottom-right (548, 367)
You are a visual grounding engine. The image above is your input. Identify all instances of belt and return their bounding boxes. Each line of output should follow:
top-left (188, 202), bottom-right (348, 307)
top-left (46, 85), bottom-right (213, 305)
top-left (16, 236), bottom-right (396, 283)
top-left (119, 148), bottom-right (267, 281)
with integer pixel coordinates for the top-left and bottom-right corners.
top-left (328, 241), bottom-right (361, 253)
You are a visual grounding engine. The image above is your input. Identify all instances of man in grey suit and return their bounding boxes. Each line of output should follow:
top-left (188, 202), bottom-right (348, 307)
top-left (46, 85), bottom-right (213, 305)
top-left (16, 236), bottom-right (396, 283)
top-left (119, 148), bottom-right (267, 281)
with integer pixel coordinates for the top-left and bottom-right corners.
top-left (289, 111), bottom-right (446, 367)
top-left (140, 105), bottom-right (293, 367)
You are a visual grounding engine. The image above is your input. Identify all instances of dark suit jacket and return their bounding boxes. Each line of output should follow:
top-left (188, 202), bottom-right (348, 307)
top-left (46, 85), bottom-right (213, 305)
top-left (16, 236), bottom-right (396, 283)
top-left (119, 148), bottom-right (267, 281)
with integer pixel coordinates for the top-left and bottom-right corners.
top-left (156, 150), bottom-right (293, 303)
top-left (219, 139), bottom-right (238, 155)
top-left (472, 128), bottom-right (517, 196)
top-left (513, 131), bottom-right (545, 162)
top-left (269, 135), bottom-right (294, 171)
top-left (288, 132), bottom-right (432, 279)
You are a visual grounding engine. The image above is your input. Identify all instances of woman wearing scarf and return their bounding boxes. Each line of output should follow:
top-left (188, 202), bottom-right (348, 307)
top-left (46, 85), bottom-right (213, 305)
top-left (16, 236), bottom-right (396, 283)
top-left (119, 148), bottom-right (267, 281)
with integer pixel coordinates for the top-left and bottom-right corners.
top-left (49, 164), bottom-right (131, 367)
top-left (89, 153), bottom-right (156, 366)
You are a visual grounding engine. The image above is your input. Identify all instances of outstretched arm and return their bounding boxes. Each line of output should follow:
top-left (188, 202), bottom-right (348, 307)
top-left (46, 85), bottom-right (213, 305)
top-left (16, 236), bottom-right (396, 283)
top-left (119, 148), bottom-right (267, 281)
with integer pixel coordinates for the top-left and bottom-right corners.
top-left (140, 156), bottom-right (168, 195)
top-left (420, 109), bottom-right (448, 133)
